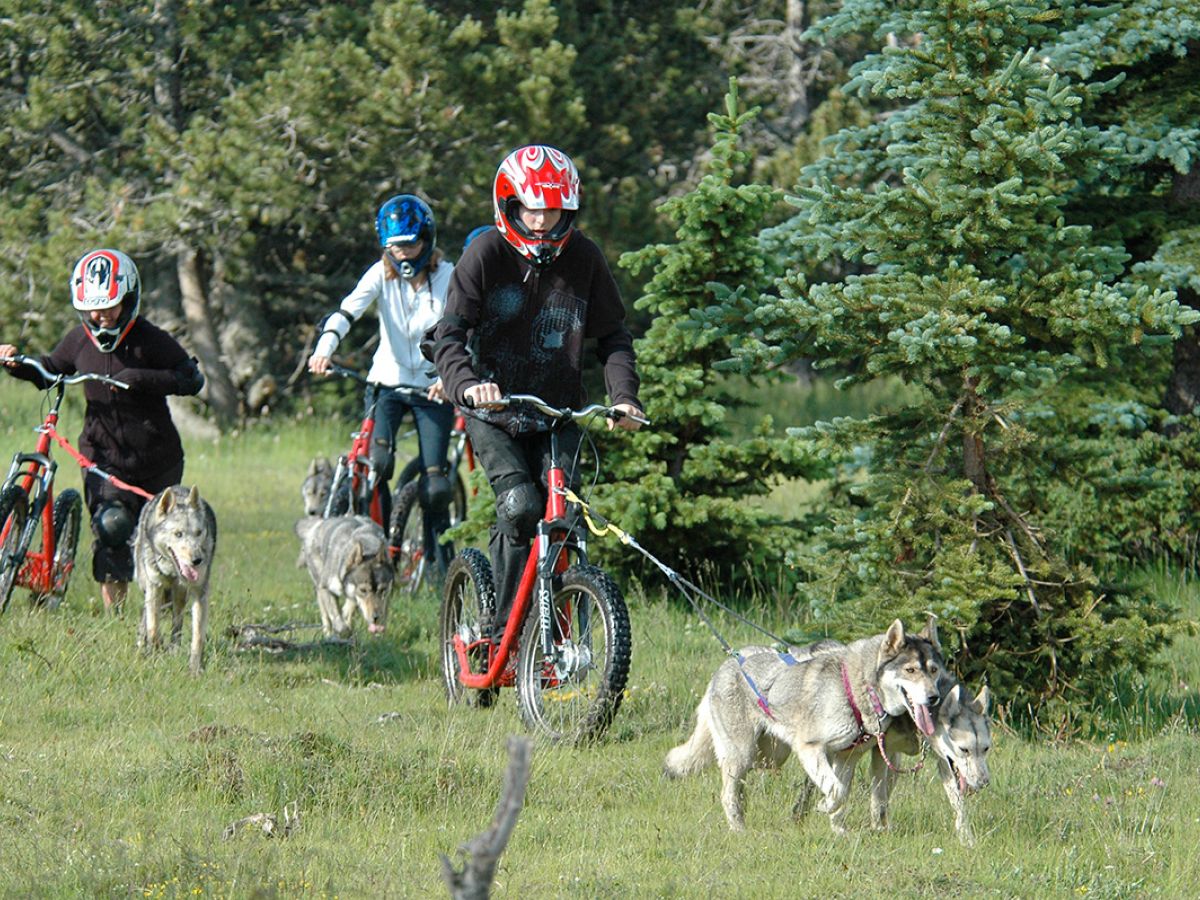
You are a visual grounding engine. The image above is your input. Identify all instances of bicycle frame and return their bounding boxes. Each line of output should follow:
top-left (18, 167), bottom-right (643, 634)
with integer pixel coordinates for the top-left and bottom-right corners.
top-left (452, 421), bottom-right (585, 690)
top-left (0, 383), bottom-right (66, 593)
top-left (0, 356), bottom-right (127, 601)
top-left (324, 383), bottom-right (386, 526)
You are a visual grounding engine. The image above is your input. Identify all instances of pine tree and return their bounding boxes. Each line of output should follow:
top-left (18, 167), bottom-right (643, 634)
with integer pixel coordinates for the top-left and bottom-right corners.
top-left (588, 80), bottom-right (824, 587)
top-left (715, 0), bottom-right (1199, 727)
top-left (1025, 2), bottom-right (1200, 568)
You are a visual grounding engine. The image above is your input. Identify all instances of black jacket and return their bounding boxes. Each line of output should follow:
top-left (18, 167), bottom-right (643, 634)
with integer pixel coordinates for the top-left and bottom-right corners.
top-left (10, 320), bottom-right (203, 480)
top-left (428, 227), bottom-right (640, 434)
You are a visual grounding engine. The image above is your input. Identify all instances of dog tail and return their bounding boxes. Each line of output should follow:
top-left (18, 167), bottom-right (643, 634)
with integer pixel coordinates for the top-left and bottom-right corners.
top-left (664, 694), bottom-right (716, 778)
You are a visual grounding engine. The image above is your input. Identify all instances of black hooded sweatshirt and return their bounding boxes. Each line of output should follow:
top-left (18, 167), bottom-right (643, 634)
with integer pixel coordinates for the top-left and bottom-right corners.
top-left (428, 227), bottom-right (640, 435)
top-left (9, 320), bottom-right (203, 482)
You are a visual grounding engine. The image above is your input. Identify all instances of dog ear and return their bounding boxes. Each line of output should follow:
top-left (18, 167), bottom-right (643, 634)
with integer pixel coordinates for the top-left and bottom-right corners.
top-left (187, 484), bottom-right (201, 507)
top-left (882, 618), bottom-right (906, 653)
top-left (345, 542), bottom-right (363, 569)
top-left (156, 489), bottom-right (175, 515)
top-left (943, 682), bottom-right (963, 711)
top-left (919, 613), bottom-right (940, 652)
top-left (973, 686), bottom-right (991, 716)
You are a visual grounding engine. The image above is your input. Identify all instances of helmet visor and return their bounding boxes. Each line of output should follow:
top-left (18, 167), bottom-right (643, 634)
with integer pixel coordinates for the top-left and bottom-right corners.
top-left (506, 199), bottom-right (574, 242)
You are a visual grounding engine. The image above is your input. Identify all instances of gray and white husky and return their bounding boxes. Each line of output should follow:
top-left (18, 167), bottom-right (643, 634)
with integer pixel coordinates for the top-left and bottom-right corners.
top-left (859, 679), bottom-right (992, 844)
top-left (295, 515), bottom-right (393, 637)
top-left (134, 485), bottom-right (217, 675)
top-left (664, 619), bottom-right (944, 833)
top-left (301, 456), bottom-right (334, 516)
top-left (784, 635), bottom-right (992, 843)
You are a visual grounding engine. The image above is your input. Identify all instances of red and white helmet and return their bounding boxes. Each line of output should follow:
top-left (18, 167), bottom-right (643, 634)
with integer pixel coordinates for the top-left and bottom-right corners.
top-left (493, 145), bottom-right (580, 267)
top-left (70, 248), bottom-right (140, 353)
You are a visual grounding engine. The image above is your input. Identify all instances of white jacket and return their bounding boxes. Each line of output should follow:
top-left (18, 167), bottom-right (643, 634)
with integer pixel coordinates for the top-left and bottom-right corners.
top-left (315, 258), bottom-right (453, 388)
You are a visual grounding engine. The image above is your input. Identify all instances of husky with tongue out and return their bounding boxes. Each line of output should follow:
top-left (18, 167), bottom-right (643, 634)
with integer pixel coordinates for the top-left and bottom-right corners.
top-left (135, 485), bottom-right (217, 675)
top-left (665, 618), bottom-right (944, 834)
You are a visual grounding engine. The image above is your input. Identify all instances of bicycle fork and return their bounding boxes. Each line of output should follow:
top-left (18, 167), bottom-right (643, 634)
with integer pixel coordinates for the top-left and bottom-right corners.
top-left (2, 454), bottom-right (54, 589)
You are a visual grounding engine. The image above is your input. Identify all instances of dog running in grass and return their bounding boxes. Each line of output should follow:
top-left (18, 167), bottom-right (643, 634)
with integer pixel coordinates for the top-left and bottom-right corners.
top-left (665, 619), bottom-right (944, 834)
top-left (784, 635), bottom-right (993, 844)
top-left (134, 485), bottom-right (217, 675)
top-left (295, 515), bottom-right (393, 637)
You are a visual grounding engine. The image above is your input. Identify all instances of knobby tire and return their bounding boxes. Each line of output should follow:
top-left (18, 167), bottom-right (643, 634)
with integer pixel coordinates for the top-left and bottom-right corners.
top-left (439, 548), bottom-right (499, 708)
top-left (515, 564), bottom-right (631, 744)
top-left (389, 481), bottom-right (425, 590)
top-left (0, 484), bottom-right (32, 614)
top-left (43, 489), bottom-right (82, 606)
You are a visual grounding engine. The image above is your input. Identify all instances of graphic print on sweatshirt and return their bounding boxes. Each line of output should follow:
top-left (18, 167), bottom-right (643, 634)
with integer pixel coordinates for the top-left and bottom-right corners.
top-left (475, 284), bottom-right (586, 434)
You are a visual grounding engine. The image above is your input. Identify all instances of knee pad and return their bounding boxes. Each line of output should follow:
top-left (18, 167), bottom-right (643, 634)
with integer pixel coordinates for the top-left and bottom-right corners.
top-left (419, 470), bottom-right (452, 514)
top-left (92, 501), bottom-right (135, 548)
top-left (494, 482), bottom-right (542, 541)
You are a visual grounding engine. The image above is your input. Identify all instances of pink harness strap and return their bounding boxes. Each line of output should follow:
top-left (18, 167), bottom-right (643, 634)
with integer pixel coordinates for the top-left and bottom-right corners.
top-left (840, 661), bottom-right (924, 773)
top-left (840, 661), bottom-right (875, 749)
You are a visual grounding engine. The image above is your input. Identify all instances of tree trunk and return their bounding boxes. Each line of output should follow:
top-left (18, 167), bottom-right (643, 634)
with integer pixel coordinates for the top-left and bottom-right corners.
top-left (1163, 165), bottom-right (1200, 429)
top-left (960, 377), bottom-right (993, 497)
top-left (781, 0), bottom-right (811, 134)
top-left (177, 246), bottom-right (240, 426)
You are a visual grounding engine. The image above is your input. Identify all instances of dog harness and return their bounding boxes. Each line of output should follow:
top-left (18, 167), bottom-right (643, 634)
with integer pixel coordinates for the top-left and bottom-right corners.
top-left (841, 661), bottom-right (925, 774)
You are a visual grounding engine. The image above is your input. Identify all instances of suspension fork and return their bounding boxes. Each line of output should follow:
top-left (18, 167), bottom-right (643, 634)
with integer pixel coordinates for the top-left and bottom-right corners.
top-left (535, 430), bottom-right (572, 656)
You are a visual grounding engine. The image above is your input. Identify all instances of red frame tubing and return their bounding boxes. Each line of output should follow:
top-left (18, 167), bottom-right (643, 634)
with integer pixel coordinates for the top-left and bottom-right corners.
top-left (19, 499), bottom-right (55, 592)
top-left (13, 407), bottom-right (60, 593)
top-left (454, 460), bottom-right (574, 690)
top-left (456, 550), bottom-right (539, 689)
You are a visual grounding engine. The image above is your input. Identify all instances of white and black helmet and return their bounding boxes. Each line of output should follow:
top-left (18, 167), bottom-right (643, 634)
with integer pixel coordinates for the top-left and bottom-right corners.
top-left (70, 248), bottom-right (140, 352)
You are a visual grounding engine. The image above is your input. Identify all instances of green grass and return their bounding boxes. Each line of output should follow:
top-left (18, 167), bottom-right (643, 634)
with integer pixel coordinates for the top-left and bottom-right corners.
top-left (1, 380), bottom-right (1200, 896)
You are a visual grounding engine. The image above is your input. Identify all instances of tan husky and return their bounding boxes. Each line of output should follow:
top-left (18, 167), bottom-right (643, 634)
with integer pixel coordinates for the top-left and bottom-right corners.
top-left (295, 515), bottom-right (393, 637)
top-left (665, 620), bottom-right (943, 833)
top-left (865, 681), bottom-right (992, 844)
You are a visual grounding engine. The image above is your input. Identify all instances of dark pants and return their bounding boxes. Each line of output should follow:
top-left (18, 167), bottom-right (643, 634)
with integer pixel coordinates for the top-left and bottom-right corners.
top-left (85, 460), bottom-right (184, 583)
top-left (370, 387), bottom-right (455, 569)
top-left (464, 416), bottom-right (582, 637)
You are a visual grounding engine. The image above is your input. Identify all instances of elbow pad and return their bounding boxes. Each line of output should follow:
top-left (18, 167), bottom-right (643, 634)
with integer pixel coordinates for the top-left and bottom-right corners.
top-left (314, 309), bottom-right (354, 358)
top-left (174, 357), bottom-right (205, 395)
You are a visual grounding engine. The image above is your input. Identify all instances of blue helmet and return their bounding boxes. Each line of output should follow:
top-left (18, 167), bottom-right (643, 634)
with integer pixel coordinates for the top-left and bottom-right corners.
top-left (375, 194), bottom-right (436, 278)
top-left (463, 225), bottom-right (495, 252)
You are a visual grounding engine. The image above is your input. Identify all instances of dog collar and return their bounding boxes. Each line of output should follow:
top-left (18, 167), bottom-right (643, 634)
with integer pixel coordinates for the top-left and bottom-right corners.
top-left (841, 660), bottom-right (926, 774)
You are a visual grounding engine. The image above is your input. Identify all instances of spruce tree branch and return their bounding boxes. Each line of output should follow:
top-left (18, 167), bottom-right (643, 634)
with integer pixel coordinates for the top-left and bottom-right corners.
top-left (1004, 528), bottom-right (1041, 617)
top-left (896, 392), bottom-right (967, 516)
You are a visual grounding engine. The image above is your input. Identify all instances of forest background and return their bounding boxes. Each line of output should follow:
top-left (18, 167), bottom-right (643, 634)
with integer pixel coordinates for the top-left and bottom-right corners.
top-left (2, 0), bottom-right (1199, 729)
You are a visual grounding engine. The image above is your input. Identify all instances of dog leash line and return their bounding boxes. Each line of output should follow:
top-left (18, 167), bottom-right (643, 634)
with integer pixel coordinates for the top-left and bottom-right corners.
top-left (562, 488), bottom-right (793, 644)
top-left (561, 487), bottom-right (787, 718)
top-left (44, 426), bottom-right (156, 500)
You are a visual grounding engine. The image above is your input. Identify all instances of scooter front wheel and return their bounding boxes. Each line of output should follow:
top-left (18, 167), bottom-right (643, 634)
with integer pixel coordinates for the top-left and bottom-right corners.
top-left (515, 564), bottom-right (631, 744)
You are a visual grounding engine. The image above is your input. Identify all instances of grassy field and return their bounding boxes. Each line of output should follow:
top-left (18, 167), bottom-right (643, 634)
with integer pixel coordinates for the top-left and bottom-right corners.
top-left (2, 380), bottom-right (1199, 897)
